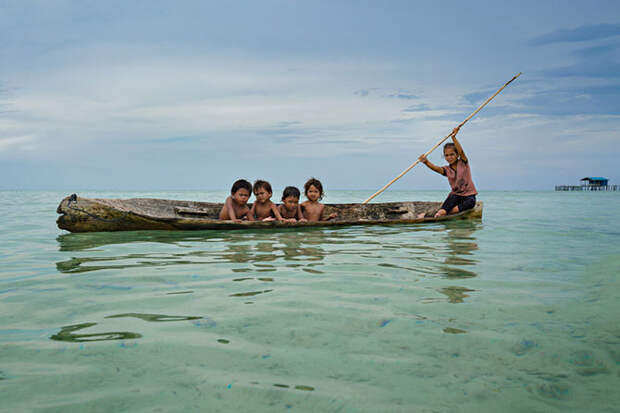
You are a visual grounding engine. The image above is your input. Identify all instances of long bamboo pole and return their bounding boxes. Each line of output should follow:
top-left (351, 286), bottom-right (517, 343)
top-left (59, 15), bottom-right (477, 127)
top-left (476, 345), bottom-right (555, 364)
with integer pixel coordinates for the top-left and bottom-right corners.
top-left (362, 72), bottom-right (522, 204)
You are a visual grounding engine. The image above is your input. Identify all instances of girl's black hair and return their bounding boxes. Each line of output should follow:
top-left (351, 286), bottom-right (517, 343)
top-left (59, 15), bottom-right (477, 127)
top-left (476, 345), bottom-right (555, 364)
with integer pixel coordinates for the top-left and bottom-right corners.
top-left (281, 186), bottom-right (300, 201)
top-left (253, 179), bottom-right (272, 194)
top-left (231, 179), bottom-right (252, 194)
top-left (443, 143), bottom-right (458, 154)
top-left (304, 177), bottom-right (324, 200)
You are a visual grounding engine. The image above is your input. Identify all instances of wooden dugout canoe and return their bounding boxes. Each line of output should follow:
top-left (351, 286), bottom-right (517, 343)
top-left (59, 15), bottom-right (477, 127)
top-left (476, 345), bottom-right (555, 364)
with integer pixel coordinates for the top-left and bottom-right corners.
top-left (56, 194), bottom-right (483, 233)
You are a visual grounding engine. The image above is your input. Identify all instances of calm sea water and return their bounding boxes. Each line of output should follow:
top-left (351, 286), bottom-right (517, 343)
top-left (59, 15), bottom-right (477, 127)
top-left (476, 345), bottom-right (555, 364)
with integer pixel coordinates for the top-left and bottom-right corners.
top-left (0, 190), bottom-right (619, 412)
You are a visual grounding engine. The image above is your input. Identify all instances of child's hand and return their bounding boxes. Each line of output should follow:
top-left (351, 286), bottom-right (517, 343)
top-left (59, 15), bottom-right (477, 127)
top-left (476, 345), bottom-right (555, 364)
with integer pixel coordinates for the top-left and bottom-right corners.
top-left (286, 218), bottom-right (296, 223)
top-left (299, 218), bottom-right (308, 223)
top-left (262, 217), bottom-right (275, 222)
top-left (418, 154), bottom-right (428, 163)
top-left (327, 212), bottom-right (337, 220)
top-left (451, 126), bottom-right (460, 136)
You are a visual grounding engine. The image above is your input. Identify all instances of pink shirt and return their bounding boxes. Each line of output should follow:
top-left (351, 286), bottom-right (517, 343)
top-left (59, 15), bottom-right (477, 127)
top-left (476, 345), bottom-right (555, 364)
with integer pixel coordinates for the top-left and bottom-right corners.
top-left (442, 159), bottom-right (477, 196)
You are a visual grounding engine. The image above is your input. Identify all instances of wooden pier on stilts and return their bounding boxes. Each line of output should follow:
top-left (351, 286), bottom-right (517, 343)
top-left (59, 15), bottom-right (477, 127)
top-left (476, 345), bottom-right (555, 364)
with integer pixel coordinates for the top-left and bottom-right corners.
top-left (555, 177), bottom-right (618, 191)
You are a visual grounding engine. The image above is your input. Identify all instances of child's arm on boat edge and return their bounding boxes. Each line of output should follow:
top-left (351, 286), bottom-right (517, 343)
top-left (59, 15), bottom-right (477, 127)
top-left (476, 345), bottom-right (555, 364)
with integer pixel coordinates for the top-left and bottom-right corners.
top-left (247, 203), bottom-right (256, 221)
top-left (225, 196), bottom-right (238, 221)
top-left (320, 205), bottom-right (337, 221)
top-left (223, 196), bottom-right (243, 222)
top-left (450, 127), bottom-right (468, 163)
top-left (297, 205), bottom-right (307, 222)
top-left (271, 203), bottom-right (284, 221)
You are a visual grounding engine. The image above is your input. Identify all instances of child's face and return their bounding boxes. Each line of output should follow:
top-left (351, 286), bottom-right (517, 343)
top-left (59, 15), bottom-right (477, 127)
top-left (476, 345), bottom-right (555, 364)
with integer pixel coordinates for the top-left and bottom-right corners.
top-left (306, 185), bottom-right (321, 202)
top-left (232, 188), bottom-right (250, 205)
top-left (282, 196), bottom-right (299, 211)
top-left (443, 148), bottom-right (458, 165)
top-left (254, 188), bottom-right (272, 203)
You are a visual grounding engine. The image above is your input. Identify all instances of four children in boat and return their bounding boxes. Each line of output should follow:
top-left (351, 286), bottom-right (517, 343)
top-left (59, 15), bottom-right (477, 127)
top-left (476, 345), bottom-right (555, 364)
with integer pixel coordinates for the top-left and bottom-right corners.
top-left (418, 126), bottom-right (477, 218)
top-left (219, 178), bottom-right (336, 222)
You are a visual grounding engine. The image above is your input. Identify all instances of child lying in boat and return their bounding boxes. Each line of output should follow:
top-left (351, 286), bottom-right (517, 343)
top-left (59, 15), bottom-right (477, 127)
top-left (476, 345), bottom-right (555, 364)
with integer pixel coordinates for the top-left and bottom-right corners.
top-left (301, 178), bottom-right (337, 222)
top-left (219, 179), bottom-right (252, 222)
top-left (418, 126), bottom-right (477, 218)
top-left (278, 186), bottom-right (307, 223)
top-left (249, 179), bottom-right (284, 221)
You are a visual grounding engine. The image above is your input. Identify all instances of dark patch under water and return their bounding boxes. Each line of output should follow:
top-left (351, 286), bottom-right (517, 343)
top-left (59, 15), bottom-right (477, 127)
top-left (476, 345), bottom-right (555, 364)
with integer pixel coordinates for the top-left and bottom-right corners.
top-left (50, 322), bottom-right (142, 343)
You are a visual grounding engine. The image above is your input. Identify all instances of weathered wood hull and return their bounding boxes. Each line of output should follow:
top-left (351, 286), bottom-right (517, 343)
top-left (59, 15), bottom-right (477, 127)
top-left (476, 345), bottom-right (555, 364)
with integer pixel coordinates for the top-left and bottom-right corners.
top-left (56, 194), bottom-right (483, 233)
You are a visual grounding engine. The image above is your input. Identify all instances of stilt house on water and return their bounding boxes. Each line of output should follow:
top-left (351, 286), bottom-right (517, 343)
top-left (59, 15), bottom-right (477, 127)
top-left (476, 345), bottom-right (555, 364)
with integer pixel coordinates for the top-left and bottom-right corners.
top-left (555, 177), bottom-right (618, 191)
top-left (581, 177), bottom-right (608, 187)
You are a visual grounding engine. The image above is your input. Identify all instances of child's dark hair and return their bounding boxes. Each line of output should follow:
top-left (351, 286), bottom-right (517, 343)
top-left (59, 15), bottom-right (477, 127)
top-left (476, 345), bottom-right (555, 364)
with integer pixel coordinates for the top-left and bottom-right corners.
top-left (231, 179), bottom-right (252, 194)
top-left (253, 179), bottom-right (272, 194)
top-left (443, 143), bottom-right (458, 155)
top-left (304, 177), bottom-right (324, 200)
top-left (281, 186), bottom-right (300, 201)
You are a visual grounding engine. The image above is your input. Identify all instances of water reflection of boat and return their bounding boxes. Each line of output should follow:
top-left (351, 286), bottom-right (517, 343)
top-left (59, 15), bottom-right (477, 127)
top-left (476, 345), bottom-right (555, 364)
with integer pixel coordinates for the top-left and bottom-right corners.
top-left (56, 194), bottom-right (483, 233)
top-left (56, 228), bottom-right (331, 273)
top-left (56, 230), bottom-right (228, 252)
top-left (439, 220), bottom-right (480, 279)
top-left (437, 221), bottom-right (481, 304)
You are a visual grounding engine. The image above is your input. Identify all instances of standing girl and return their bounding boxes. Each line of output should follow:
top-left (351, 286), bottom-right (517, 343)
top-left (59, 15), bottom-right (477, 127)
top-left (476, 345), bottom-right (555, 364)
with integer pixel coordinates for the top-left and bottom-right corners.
top-left (418, 127), bottom-right (477, 218)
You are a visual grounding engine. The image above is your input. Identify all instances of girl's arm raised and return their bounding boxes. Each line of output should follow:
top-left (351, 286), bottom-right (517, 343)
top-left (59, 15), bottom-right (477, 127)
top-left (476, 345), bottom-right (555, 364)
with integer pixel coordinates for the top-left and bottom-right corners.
top-left (451, 127), bottom-right (468, 163)
top-left (418, 154), bottom-right (445, 175)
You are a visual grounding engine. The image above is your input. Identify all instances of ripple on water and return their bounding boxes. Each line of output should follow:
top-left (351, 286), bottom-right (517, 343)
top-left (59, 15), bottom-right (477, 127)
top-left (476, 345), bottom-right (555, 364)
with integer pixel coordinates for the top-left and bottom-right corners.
top-left (50, 322), bottom-right (142, 343)
top-left (50, 313), bottom-right (206, 342)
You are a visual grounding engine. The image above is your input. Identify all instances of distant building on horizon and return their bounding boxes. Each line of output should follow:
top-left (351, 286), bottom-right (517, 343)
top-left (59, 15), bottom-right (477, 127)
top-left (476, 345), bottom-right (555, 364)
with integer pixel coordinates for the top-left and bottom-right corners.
top-left (556, 176), bottom-right (617, 191)
top-left (580, 177), bottom-right (609, 187)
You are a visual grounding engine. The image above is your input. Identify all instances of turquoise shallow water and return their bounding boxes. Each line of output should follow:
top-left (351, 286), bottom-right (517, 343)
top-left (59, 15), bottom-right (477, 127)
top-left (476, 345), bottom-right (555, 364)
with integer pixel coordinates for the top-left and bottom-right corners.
top-left (1, 190), bottom-right (619, 412)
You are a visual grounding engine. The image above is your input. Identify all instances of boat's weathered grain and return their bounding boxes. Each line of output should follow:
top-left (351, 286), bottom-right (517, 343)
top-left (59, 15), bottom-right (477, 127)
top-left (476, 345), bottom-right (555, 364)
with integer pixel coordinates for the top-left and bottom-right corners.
top-left (56, 194), bottom-right (483, 233)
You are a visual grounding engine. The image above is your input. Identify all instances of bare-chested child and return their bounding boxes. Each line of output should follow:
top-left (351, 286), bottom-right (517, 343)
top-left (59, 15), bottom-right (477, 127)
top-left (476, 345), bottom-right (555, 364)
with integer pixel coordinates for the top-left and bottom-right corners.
top-left (248, 180), bottom-right (284, 221)
top-left (278, 186), bottom-right (307, 223)
top-left (219, 179), bottom-right (252, 222)
top-left (301, 178), bottom-right (337, 222)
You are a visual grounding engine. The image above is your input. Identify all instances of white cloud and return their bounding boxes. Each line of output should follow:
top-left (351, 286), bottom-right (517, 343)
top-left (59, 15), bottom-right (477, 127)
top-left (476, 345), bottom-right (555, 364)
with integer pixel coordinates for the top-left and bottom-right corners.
top-left (4, 58), bottom-right (425, 148)
top-left (0, 134), bottom-right (36, 152)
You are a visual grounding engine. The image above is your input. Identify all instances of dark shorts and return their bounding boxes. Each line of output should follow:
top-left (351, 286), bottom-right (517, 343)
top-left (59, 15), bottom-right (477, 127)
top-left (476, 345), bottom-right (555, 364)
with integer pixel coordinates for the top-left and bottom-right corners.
top-left (440, 194), bottom-right (476, 214)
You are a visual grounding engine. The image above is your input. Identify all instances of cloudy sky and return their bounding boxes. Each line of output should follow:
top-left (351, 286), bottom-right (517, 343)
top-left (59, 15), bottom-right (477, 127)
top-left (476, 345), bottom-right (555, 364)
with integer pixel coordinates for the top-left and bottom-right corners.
top-left (1, 0), bottom-right (619, 191)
